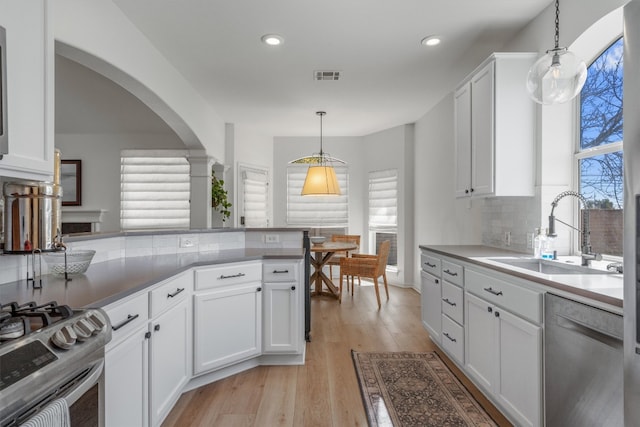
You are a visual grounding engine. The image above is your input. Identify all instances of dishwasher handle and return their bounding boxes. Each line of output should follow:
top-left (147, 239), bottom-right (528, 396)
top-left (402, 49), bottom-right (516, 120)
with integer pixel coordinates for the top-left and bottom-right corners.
top-left (556, 313), bottom-right (622, 350)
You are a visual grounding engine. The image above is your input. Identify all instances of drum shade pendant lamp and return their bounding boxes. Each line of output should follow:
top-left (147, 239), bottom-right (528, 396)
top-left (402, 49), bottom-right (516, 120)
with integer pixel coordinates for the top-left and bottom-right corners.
top-left (292, 111), bottom-right (343, 196)
top-left (526, 0), bottom-right (587, 105)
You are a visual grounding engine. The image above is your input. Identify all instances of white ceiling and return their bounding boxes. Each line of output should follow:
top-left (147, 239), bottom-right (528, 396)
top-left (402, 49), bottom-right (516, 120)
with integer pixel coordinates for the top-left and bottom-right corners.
top-left (98, 0), bottom-right (551, 138)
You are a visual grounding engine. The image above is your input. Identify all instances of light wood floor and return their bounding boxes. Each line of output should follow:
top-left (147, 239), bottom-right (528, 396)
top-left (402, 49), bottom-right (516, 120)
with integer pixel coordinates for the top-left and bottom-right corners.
top-left (162, 280), bottom-right (512, 427)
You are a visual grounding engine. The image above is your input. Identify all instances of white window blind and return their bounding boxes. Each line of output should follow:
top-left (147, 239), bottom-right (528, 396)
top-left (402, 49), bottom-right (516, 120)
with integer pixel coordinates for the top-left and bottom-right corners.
top-left (368, 169), bottom-right (398, 230)
top-left (120, 150), bottom-right (190, 230)
top-left (242, 169), bottom-right (269, 227)
top-left (286, 164), bottom-right (348, 227)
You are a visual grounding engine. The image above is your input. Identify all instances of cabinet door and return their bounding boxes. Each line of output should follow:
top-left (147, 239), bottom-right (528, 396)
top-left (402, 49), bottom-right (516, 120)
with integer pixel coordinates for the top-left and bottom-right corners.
top-left (105, 326), bottom-right (149, 427)
top-left (470, 61), bottom-right (495, 196)
top-left (454, 81), bottom-right (472, 198)
top-left (194, 282), bottom-right (262, 374)
top-left (0, 1), bottom-right (53, 181)
top-left (495, 307), bottom-right (542, 427)
top-left (263, 282), bottom-right (299, 353)
top-left (149, 298), bottom-right (191, 427)
top-left (464, 292), bottom-right (497, 392)
top-left (420, 271), bottom-right (441, 343)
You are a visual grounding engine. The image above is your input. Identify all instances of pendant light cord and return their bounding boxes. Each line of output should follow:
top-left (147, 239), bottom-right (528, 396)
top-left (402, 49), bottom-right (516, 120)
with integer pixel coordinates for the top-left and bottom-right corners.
top-left (554, 0), bottom-right (560, 50)
top-left (316, 111), bottom-right (326, 158)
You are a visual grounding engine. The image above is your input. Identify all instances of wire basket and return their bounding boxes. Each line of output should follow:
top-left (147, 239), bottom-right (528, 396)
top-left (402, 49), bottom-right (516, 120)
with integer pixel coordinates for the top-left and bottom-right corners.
top-left (42, 250), bottom-right (96, 276)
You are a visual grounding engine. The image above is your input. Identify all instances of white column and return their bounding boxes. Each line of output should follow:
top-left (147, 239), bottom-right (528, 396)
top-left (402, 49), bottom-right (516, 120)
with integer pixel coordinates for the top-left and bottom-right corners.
top-left (189, 154), bottom-right (215, 229)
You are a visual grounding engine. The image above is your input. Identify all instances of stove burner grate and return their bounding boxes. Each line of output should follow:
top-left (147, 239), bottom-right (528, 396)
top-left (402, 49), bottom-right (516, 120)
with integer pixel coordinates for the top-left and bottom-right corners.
top-left (0, 301), bottom-right (74, 341)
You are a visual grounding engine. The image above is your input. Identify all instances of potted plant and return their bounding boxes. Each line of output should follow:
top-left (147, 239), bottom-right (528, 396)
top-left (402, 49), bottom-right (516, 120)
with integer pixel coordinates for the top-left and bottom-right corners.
top-left (211, 172), bottom-right (231, 223)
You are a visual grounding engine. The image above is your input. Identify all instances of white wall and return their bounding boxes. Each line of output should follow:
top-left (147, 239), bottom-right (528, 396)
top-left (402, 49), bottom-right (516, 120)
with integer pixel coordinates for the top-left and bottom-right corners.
top-left (414, 94), bottom-right (484, 251)
top-left (53, 0), bottom-right (226, 160)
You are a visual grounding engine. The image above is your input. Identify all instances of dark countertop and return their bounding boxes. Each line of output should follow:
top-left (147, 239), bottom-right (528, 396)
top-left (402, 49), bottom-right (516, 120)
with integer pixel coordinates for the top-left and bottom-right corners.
top-left (420, 245), bottom-right (623, 310)
top-left (0, 248), bottom-right (304, 309)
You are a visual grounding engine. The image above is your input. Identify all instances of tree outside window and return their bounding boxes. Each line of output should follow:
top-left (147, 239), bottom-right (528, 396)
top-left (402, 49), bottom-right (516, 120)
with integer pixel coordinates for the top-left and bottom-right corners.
top-left (578, 37), bottom-right (623, 256)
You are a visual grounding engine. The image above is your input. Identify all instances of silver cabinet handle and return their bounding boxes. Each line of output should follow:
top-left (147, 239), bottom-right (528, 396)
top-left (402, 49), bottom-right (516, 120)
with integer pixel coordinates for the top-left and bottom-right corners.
top-left (218, 273), bottom-right (246, 280)
top-left (443, 269), bottom-right (458, 277)
top-left (167, 287), bottom-right (185, 298)
top-left (442, 298), bottom-right (456, 307)
top-left (443, 332), bottom-right (457, 343)
top-left (484, 287), bottom-right (503, 296)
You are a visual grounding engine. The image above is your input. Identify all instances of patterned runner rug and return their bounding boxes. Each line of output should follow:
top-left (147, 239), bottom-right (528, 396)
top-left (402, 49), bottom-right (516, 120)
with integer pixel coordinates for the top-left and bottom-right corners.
top-left (352, 351), bottom-right (498, 427)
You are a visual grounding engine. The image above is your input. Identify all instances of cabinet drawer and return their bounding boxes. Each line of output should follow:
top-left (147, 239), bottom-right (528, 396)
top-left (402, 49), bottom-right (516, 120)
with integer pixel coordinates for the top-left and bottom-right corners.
top-left (150, 271), bottom-right (192, 318)
top-left (441, 260), bottom-right (463, 286)
top-left (441, 281), bottom-right (463, 324)
top-left (465, 269), bottom-right (542, 324)
top-left (420, 252), bottom-right (441, 276)
top-left (262, 261), bottom-right (298, 282)
top-left (195, 261), bottom-right (262, 290)
top-left (104, 292), bottom-right (149, 348)
top-left (441, 314), bottom-right (464, 365)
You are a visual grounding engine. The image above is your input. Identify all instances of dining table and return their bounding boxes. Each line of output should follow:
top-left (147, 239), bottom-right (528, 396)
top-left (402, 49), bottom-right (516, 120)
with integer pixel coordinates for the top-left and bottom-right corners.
top-left (309, 241), bottom-right (359, 299)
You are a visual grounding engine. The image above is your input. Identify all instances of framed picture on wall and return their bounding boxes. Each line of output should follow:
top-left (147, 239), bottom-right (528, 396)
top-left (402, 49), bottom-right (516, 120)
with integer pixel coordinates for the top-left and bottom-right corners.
top-left (61, 159), bottom-right (82, 206)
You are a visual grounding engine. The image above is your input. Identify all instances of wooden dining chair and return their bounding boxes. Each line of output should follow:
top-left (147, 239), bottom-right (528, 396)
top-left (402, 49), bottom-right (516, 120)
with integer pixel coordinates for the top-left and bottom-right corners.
top-left (339, 240), bottom-right (390, 309)
top-left (328, 234), bottom-right (361, 291)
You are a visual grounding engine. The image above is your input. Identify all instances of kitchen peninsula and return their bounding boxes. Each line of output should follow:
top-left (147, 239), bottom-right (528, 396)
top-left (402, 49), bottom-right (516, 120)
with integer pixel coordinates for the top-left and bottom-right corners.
top-left (0, 228), bottom-right (308, 427)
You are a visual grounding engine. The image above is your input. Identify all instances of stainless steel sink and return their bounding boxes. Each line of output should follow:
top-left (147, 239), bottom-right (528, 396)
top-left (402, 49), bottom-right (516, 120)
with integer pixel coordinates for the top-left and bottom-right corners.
top-left (487, 257), bottom-right (614, 275)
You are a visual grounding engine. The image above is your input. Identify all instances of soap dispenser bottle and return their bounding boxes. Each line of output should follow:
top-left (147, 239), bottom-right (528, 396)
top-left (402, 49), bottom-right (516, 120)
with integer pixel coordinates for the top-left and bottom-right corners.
top-left (534, 228), bottom-right (545, 259)
top-left (541, 228), bottom-right (555, 260)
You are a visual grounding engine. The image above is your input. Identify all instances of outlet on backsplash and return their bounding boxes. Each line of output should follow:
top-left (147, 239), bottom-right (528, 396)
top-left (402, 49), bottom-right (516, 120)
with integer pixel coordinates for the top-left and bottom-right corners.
top-left (503, 231), bottom-right (511, 246)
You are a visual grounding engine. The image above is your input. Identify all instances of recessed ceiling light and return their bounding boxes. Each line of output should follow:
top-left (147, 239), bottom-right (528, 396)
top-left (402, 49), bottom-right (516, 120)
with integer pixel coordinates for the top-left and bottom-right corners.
top-left (261, 34), bottom-right (284, 46)
top-left (421, 36), bottom-right (441, 47)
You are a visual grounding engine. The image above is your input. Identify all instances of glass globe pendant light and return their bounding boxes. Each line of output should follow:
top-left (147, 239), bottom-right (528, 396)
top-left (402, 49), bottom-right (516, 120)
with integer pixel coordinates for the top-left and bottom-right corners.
top-left (526, 0), bottom-right (587, 105)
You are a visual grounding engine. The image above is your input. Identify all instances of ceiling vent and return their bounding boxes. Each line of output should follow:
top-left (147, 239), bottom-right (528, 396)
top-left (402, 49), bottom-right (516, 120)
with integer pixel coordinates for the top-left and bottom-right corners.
top-left (314, 70), bottom-right (340, 81)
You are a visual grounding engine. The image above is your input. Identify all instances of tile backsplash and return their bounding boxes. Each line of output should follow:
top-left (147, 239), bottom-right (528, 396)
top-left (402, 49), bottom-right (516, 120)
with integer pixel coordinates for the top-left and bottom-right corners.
top-left (482, 197), bottom-right (539, 254)
top-left (0, 229), bottom-right (304, 285)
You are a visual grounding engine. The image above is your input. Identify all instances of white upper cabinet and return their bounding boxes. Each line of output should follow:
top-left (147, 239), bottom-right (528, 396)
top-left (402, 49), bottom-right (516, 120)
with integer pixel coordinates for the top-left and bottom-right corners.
top-left (0, 1), bottom-right (54, 181)
top-left (454, 53), bottom-right (536, 198)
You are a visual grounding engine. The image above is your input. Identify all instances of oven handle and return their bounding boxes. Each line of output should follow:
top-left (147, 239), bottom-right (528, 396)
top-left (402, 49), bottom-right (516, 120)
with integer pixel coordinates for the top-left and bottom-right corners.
top-left (63, 359), bottom-right (104, 406)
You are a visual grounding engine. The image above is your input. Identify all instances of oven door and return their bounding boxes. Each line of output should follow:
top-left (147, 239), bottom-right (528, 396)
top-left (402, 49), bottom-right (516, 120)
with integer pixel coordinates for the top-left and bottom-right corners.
top-left (4, 358), bottom-right (104, 427)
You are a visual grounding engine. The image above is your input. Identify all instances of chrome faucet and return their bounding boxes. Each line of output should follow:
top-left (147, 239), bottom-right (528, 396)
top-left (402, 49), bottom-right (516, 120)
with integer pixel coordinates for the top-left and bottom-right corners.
top-left (548, 191), bottom-right (602, 266)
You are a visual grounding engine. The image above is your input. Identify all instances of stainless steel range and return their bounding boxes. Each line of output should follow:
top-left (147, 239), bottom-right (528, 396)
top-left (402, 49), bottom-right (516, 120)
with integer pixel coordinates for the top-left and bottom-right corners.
top-left (0, 300), bottom-right (111, 427)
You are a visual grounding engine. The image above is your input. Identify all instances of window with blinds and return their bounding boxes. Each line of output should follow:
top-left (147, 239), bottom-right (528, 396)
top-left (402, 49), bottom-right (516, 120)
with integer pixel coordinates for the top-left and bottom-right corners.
top-left (120, 150), bottom-right (190, 230)
top-left (369, 169), bottom-right (398, 267)
top-left (368, 169), bottom-right (398, 230)
top-left (241, 168), bottom-right (269, 227)
top-left (286, 164), bottom-right (348, 227)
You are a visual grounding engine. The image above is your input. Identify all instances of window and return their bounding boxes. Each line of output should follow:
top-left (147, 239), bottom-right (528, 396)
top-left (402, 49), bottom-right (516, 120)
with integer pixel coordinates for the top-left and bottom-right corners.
top-left (286, 164), bottom-right (348, 227)
top-left (578, 37), bottom-right (623, 256)
top-left (239, 166), bottom-right (269, 228)
top-left (368, 169), bottom-right (398, 267)
top-left (120, 150), bottom-right (190, 230)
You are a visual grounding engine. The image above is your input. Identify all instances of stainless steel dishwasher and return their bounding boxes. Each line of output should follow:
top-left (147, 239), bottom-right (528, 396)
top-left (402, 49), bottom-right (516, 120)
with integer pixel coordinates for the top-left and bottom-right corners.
top-left (545, 293), bottom-right (623, 427)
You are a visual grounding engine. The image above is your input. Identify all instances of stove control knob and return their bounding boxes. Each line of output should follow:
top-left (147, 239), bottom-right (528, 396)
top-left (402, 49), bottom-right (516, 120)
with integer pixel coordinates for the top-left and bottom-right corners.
top-left (87, 314), bottom-right (106, 333)
top-left (73, 319), bottom-right (95, 342)
top-left (51, 325), bottom-right (77, 350)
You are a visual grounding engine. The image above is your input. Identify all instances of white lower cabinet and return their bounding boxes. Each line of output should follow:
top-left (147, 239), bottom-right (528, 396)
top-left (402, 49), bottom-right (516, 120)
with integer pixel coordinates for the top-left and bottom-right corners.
top-left (420, 270), bottom-right (441, 343)
top-left (150, 297), bottom-right (191, 426)
top-left (262, 260), bottom-right (302, 354)
top-left (465, 291), bottom-right (542, 427)
top-left (104, 272), bottom-right (192, 427)
top-left (194, 262), bottom-right (263, 374)
top-left (105, 325), bottom-right (149, 427)
top-left (263, 282), bottom-right (299, 353)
